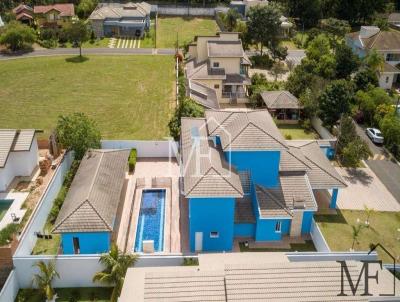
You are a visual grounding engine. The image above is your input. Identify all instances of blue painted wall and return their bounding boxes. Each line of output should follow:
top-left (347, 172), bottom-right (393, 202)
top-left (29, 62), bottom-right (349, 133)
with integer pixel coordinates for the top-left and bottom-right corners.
top-left (330, 188), bottom-right (339, 209)
top-left (301, 211), bottom-right (314, 235)
top-left (255, 218), bottom-right (291, 241)
top-left (61, 232), bottom-right (110, 254)
top-left (189, 197), bottom-right (235, 252)
top-left (225, 151), bottom-right (280, 187)
top-left (234, 223), bottom-right (256, 237)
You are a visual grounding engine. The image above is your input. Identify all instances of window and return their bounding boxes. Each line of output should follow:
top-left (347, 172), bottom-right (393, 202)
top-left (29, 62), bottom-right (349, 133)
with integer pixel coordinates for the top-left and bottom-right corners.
top-left (386, 76), bottom-right (390, 83)
top-left (386, 53), bottom-right (400, 61)
top-left (73, 237), bottom-right (80, 254)
top-left (210, 231), bottom-right (219, 238)
top-left (214, 84), bottom-right (220, 89)
top-left (275, 221), bottom-right (281, 233)
top-left (213, 62), bottom-right (220, 68)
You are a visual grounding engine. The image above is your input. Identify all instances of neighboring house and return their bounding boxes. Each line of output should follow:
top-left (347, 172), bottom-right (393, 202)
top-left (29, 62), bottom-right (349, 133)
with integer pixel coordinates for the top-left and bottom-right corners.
top-left (229, 0), bottom-right (268, 16)
top-left (181, 110), bottom-right (346, 252)
top-left (52, 149), bottom-right (129, 255)
top-left (346, 26), bottom-right (400, 90)
top-left (260, 90), bottom-right (302, 123)
top-left (388, 12), bottom-right (400, 29)
top-left (33, 4), bottom-right (75, 28)
top-left (12, 4), bottom-right (34, 25)
top-left (186, 32), bottom-right (252, 108)
top-left (0, 129), bottom-right (40, 192)
top-left (89, 2), bottom-right (151, 38)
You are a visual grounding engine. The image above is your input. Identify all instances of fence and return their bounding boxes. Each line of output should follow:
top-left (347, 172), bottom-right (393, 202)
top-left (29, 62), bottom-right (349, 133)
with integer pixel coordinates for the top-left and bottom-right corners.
top-left (286, 251), bottom-right (378, 262)
top-left (310, 218), bottom-right (331, 252)
top-left (157, 5), bottom-right (220, 16)
top-left (101, 140), bottom-right (178, 158)
top-left (311, 117), bottom-right (335, 140)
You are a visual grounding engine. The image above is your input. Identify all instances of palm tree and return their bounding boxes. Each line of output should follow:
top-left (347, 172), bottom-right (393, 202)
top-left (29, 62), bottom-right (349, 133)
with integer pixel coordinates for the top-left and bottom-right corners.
top-left (93, 243), bottom-right (137, 302)
top-left (364, 49), bottom-right (385, 73)
top-left (363, 204), bottom-right (375, 227)
top-left (351, 224), bottom-right (364, 250)
top-left (32, 260), bottom-right (60, 302)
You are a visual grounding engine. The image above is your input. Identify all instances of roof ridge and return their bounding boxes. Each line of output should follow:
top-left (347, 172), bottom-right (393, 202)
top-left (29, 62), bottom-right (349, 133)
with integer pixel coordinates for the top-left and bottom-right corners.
top-left (209, 166), bottom-right (243, 196)
top-left (257, 185), bottom-right (292, 216)
top-left (369, 30), bottom-right (382, 49)
top-left (285, 149), bottom-right (312, 170)
top-left (86, 151), bottom-right (105, 202)
top-left (85, 199), bottom-right (113, 231)
top-left (247, 121), bottom-right (288, 150)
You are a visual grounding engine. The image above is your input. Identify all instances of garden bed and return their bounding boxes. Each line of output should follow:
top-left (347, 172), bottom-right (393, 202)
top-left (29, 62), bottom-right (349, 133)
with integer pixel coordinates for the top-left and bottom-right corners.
top-left (278, 124), bottom-right (319, 140)
top-left (15, 287), bottom-right (112, 302)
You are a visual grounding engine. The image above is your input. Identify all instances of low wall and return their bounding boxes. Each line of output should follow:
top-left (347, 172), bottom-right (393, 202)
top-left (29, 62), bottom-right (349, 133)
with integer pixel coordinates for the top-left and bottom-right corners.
top-left (310, 219), bottom-right (331, 252)
top-left (101, 140), bottom-right (178, 158)
top-left (157, 5), bottom-right (216, 16)
top-left (311, 117), bottom-right (335, 140)
top-left (14, 152), bottom-right (74, 257)
top-left (0, 270), bottom-right (19, 302)
top-left (286, 251), bottom-right (378, 262)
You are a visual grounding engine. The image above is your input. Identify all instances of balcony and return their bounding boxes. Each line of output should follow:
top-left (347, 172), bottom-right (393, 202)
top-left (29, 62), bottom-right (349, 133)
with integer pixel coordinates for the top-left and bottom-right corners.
top-left (222, 92), bottom-right (247, 99)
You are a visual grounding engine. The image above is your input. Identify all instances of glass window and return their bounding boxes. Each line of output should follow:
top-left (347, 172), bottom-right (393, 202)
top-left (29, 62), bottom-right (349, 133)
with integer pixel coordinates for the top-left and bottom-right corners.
top-left (214, 84), bottom-right (220, 89)
top-left (386, 53), bottom-right (400, 61)
top-left (275, 221), bottom-right (281, 233)
top-left (210, 231), bottom-right (219, 238)
top-left (213, 62), bottom-right (219, 68)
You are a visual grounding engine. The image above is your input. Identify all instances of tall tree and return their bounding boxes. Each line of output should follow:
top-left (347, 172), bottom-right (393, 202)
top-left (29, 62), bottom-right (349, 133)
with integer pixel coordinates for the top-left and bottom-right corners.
top-left (286, 0), bottom-right (321, 28)
top-left (93, 243), bottom-right (137, 302)
top-left (32, 261), bottom-right (60, 302)
top-left (64, 20), bottom-right (89, 57)
top-left (380, 115), bottom-right (400, 157)
top-left (334, 43), bottom-right (360, 79)
top-left (318, 79), bottom-right (354, 127)
top-left (353, 68), bottom-right (379, 91)
top-left (223, 8), bottom-right (241, 32)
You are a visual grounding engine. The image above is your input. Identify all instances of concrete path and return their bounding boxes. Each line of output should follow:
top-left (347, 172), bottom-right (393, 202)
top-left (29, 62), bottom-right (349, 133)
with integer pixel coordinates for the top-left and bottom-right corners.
top-left (0, 47), bottom-right (176, 60)
top-left (335, 165), bottom-right (400, 212)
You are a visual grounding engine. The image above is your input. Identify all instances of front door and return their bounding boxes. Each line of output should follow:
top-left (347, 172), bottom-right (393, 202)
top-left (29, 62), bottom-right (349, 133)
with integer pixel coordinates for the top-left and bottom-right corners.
top-left (195, 232), bottom-right (203, 252)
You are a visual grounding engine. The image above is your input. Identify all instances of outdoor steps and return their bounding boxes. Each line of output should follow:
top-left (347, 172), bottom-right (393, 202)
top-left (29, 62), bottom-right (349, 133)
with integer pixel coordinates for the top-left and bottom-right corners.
top-left (238, 171), bottom-right (251, 194)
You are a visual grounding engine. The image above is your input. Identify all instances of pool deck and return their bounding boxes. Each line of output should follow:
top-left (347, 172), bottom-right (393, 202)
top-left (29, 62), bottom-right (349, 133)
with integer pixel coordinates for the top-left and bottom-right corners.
top-left (116, 157), bottom-right (185, 254)
top-left (0, 192), bottom-right (29, 230)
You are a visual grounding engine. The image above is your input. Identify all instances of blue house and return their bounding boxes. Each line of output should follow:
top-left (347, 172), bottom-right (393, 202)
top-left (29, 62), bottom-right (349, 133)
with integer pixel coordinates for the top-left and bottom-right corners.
top-left (181, 110), bottom-right (346, 252)
top-left (52, 149), bottom-right (130, 254)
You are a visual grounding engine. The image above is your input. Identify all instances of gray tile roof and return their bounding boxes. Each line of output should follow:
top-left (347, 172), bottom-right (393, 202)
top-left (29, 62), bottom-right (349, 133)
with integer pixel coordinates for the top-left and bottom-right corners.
top-left (0, 129), bottom-right (37, 168)
top-left (53, 149), bottom-right (129, 233)
top-left (223, 74), bottom-right (251, 85)
top-left (205, 110), bottom-right (288, 151)
top-left (383, 62), bottom-right (400, 73)
top-left (181, 118), bottom-right (243, 198)
top-left (207, 40), bottom-right (245, 57)
top-left (186, 60), bottom-right (226, 80)
top-left (235, 195), bottom-right (255, 223)
top-left (347, 29), bottom-right (400, 51)
top-left (389, 12), bottom-right (400, 23)
top-left (261, 90), bottom-right (301, 109)
top-left (286, 141), bottom-right (347, 189)
top-left (89, 2), bottom-right (151, 20)
top-left (189, 81), bottom-right (220, 109)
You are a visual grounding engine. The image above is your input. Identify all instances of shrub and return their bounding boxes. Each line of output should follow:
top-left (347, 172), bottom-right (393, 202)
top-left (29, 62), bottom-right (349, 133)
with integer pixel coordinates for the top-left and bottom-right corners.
top-left (284, 134), bottom-right (293, 140)
top-left (183, 257), bottom-right (199, 266)
top-left (128, 149), bottom-right (137, 173)
top-left (250, 54), bottom-right (274, 69)
top-left (0, 223), bottom-right (20, 246)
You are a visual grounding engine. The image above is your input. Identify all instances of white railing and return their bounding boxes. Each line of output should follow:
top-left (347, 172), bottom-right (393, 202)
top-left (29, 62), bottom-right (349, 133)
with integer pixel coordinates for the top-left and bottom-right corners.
top-left (222, 92), bottom-right (247, 99)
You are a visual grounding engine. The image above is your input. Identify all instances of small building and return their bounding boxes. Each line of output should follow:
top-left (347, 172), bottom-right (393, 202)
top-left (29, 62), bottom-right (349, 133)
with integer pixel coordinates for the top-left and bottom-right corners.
top-left (33, 4), bottom-right (75, 28)
top-left (52, 149), bottom-right (129, 254)
top-left (89, 2), bottom-right (151, 38)
top-left (186, 32), bottom-right (252, 108)
top-left (260, 90), bottom-right (302, 123)
top-left (388, 12), bottom-right (400, 29)
top-left (346, 26), bottom-right (400, 90)
top-left (12, 4), bottom-right (34, 25)
top-left (0, 129), bottom-right (40, 192)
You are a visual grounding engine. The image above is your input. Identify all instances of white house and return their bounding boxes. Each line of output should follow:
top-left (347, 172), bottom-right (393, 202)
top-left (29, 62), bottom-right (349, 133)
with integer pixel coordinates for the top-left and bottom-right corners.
top-left (0, 130), bottom-right (40, 192)
top-left (346, 26), bottom-right (400, 90)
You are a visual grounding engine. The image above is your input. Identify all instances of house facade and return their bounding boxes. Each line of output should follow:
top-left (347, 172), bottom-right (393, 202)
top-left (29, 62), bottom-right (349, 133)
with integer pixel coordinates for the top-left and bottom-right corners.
top-left (52, 149), bottom-right (129, 254)
top-left (186, 32), bottom-right (252, 109)
top-left (12, 4), bottom-right (34, 25)
top-left (346, 26), bottom-right (400, 90)
top-left (89, 2), bottom-right (151, 38)
top-left (181, 110), bottom-right (346, 252)
top-left (261, 90), bottom-right (302, 123)
top-left (34, 4), bottom-right (75, 28)
top-left (0, 130), bottom-right (40, 192)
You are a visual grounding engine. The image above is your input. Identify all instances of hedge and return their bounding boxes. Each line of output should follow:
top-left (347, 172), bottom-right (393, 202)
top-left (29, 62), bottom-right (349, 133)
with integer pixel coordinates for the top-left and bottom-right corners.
top-left (129, 149), bottom-right (137, 173)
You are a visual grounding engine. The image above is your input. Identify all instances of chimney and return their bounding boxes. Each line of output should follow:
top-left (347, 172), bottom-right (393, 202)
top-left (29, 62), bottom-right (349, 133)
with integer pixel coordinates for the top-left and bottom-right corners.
top-left (359, 26), bottom-right (380, 39)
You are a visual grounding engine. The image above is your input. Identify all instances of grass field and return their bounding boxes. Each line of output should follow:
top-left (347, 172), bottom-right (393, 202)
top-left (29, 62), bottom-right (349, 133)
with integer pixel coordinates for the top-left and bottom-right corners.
top-left (156, 16), bottom-right (219, 48)
top-left (0, 55), bottom-right (175, 139)
top-left (315, 210), bottom-right (400, 263)
top-left (278, 124), bottom-right (319, 140)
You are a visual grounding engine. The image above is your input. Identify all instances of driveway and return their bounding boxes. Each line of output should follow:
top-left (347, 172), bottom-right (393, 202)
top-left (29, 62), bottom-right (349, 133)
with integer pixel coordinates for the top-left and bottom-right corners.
top-left (354, 122), bottom-right (400, 204)
top-left (335, 166), bottom-right (400, 212)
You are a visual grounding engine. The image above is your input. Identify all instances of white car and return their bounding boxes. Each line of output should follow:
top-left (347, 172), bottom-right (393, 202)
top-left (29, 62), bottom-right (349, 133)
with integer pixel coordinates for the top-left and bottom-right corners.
top-left (366, 128), bottom-right (384, 144)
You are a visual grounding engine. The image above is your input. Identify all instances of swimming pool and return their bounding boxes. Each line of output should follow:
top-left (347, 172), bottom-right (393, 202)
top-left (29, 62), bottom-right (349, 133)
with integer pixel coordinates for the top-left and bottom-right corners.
top-left (134, 189), bottom-right (166, 252)
top-left (0, 199), bottom-right (13, 221)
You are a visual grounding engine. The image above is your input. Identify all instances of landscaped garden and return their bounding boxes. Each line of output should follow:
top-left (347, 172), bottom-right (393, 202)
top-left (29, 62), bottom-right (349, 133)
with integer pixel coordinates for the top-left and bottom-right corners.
top-left (315, 210), bottom-right (400, 263)
top-left (278, 124), bottom-right (319, 140)
top-left (156, 17), bottom-right (219, 48)
top-left (15, 287), bottom-right (112, 302)
top-left (0, 55), bottom-right (175, 139)
top-left (239, 240), bottom-right (316, 252)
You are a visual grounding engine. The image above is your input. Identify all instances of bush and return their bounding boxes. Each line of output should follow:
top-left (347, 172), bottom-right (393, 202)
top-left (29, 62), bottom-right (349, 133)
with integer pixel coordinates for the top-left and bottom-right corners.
top-left (0, 223), bottom-right (20, 246)
top-left (300, 119), bottom-right (312, 131)
top-left (250, 54), bottom-right (274, 69)
top-left (0, 21), bottom-right (36, 51)
top-left (284, 134), bottom-right (293, 140)
top-left (183, 257), bottom-right (199, 266)
top-left (128, 149), bottom-right (137, 173)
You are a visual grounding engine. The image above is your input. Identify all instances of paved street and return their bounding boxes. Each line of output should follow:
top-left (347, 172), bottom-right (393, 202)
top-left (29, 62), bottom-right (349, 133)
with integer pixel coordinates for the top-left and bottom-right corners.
top-left (355, 122), bottom-right (400, 204)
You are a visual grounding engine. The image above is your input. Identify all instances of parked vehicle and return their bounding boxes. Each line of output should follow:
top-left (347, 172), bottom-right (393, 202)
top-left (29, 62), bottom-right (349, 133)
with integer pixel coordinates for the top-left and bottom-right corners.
top-left (366, 128), bottom-right (384, 144)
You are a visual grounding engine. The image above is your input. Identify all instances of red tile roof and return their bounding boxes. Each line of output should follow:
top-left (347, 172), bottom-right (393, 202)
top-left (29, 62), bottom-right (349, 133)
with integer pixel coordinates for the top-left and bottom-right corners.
top-left (34, 4), bottom-right (75, 17)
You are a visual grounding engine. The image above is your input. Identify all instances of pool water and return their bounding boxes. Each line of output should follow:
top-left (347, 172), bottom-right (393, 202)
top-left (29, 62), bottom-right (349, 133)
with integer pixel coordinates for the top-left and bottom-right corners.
top-left (0, 199), bottom-right (13, 221)
top-left (134, 189), bottom-right (166, 252)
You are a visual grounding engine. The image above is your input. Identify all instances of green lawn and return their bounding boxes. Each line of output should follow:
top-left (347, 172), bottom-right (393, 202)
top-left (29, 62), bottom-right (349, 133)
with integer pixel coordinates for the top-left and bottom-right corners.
top-left (15, 288), bottom-right (112, 302)
top-left (315, 210), bottom-right (400, 263)
top-left (239, 240), bottom-right (316, 252)
top-left (156, 17), bottom-right (219, 48)
top-left (59, 38), bottom-right (111, 49)
top-left (31, 220), bottom-right (60, 255)
top-left (0, 55), bottom-right (175, 139)
top-left (278, 124), bottom-right (319, 140)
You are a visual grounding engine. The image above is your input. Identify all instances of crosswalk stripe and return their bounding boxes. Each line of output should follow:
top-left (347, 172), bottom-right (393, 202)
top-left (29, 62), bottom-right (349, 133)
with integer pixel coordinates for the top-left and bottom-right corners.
top-left (129, 39), bottom-right (133, 48)
top-left (116, 38), bottom-right (121, 48)
top-left (137, 39), bottom-right (141, 48)
top-left (133, 39), bottom-right (137, 48)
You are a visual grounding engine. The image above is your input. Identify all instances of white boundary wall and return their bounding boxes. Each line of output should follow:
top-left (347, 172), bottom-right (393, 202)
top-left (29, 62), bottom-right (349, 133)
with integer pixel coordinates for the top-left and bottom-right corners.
top-left (0, 270), bottom-right (19, 302)
top-left (14, 152), bottom-right (74, 257)
top-left (286, 251), bottom-right (378, 262)
top-left (157, 6), bottom-right (217, 16)
top-left (101, 140), bottom-right (178, 158)
top-left (310, 218), bottom-right (331, 252)
top-left (311, 117), bottom-right (335, 140)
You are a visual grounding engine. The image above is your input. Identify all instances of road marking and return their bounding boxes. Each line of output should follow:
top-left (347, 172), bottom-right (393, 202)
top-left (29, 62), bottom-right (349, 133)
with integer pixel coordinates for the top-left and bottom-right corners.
top-left (137, 39), bottom-right (141, 48)
top-left (133, 39), bottom-right (137, 48)
top-left (116, 38), bottom-right (121, 48)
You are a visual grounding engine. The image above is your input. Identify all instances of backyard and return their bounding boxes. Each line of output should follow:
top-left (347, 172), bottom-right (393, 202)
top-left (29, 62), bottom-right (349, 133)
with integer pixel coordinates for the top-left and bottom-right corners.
top-left (315, 210), bottom-right (400, 263)
top-left (0, 55), bottom-right (175, 139)
top-left (15, 287), bottom-right (112, 302)
top-left (156, 16), bottom-right (219, 48)
top-left (278, 124), bottom-right (319, 140)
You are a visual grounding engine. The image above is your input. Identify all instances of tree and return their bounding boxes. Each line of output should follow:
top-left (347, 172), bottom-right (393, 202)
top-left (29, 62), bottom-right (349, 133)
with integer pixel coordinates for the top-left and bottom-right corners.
top-left (55, 112), bottom-right (101, 160)
top-left (270, 44), bottom-right (288, 61)
top-left (168, 98), bottom-right (204, 140)
top-left (64, 20), bottom-right (90, 57)
top-left (363, 204), bottom-right (375, 227)
top-left (334, 43), bottom-right (360, 79)
top-left (351, 223), bottom-right (364, 250)
top-left (374, 103), bottom-right (395, 126)
top-left (373, 17), bottom-right (389, 31)
top-left (223, 8), bottom-right (241, 32)
top-left (0, 21), bottom-right (35, 51)
top-left (353, 68), bottom-right (379, 91)
top-left (305, 34), bottom-right (336, 79)
top-left (286, 0), bottom-right (321, 28)
top-left (380, 115), bottom-right (400, 157)
top-left (355, 87), bottom-right (392, 125)
top-left (247, 4), bottom-right (282, 55)
top-left (364, 49), bottom-right (385, 73)
top-left (93, 243), bottom-right (137, 302)
top-left (32, 261), bottom-right (60, 301)
top-left (318, 80), bottom-right (354, 127)
top-left (270, 61), bottom-right (286, 81)
top-left (320, 18), bottom-right (351, 39)
top-left (77, 0), bottom-right (98, 19)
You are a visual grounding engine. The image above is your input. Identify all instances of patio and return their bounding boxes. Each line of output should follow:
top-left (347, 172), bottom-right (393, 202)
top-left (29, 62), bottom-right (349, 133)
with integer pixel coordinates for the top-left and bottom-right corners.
top-left (0, 192), bottom-right (29, 231)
